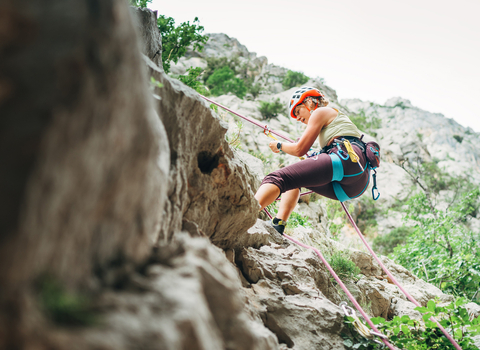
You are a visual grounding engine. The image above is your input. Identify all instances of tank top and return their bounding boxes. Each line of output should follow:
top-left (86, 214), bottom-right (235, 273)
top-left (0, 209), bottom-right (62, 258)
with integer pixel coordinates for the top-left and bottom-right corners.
top-left (318, 109), bottom-right (361, 149)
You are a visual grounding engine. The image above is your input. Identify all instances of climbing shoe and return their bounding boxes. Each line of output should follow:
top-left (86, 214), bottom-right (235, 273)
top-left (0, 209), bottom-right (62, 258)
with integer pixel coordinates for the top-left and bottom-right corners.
top-left (271, 217), bottom-right (286, 235)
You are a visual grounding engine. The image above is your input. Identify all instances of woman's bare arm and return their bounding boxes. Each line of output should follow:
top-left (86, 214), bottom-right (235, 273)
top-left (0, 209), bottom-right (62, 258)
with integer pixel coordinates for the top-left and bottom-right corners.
top-left (270, 107), bottom-right (337, 156)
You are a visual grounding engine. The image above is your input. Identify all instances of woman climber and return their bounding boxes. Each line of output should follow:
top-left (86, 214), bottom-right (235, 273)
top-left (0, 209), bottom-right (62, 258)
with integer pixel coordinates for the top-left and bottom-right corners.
top-left (255, 86), bottom-right (371, 234)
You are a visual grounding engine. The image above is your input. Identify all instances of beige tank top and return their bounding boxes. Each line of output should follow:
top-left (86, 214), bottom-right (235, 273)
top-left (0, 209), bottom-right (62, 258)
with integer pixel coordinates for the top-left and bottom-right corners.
top-left (318, 109), bottom-right (361, 148)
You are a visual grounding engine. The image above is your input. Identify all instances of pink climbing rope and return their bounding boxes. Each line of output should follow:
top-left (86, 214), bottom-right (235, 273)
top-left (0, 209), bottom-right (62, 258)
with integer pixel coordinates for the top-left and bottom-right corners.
top-left (200, 95), bottom-right (295, 143)
top-left (340, 203), bottom-right (463, 350)
top-left (276, 190), bottom-right (314, 201)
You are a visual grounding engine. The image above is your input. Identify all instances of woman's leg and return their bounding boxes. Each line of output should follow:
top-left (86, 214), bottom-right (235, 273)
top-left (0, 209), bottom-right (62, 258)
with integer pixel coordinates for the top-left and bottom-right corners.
top-left (254, 183), bottom-right (280, 210)
top-left (276, 188), bottom-right (300, 221)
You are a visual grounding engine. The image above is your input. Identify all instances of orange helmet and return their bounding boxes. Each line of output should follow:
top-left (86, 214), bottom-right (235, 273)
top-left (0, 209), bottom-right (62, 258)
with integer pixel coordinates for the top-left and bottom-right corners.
top-left (288, 87), bottom-right (324, 119)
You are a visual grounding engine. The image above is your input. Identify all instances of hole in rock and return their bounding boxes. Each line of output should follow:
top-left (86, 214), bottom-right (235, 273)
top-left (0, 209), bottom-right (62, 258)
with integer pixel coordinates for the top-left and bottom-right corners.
top-left (197, 151), bottom-right (220, 174)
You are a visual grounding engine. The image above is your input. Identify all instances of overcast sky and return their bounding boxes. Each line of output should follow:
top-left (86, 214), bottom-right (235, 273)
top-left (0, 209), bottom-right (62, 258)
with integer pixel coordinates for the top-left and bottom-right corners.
top-left (151, 0), bottom-right (480, 132)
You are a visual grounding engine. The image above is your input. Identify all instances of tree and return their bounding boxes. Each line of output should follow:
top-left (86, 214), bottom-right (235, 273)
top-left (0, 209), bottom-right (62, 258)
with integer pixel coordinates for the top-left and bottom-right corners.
top-left (157, 15), bottom-right (209, 73)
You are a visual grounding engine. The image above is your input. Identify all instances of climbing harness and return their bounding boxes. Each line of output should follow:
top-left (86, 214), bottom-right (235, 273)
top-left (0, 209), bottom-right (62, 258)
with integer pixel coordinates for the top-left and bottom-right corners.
top-left (199, 96), bottom-right (463, 350)
top-left (328, 137), bottom-right (372, 203)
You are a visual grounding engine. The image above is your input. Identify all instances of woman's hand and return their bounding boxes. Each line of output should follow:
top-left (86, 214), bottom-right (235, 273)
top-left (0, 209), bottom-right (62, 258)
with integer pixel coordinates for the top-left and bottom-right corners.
top-left (269, 141), bottom-right (280, 153)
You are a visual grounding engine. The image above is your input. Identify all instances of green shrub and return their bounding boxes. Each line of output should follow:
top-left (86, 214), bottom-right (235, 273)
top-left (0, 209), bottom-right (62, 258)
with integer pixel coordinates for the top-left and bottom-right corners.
top-left (372, 226), bottom-right (412, 256)
top-left (287, 211), bottom-right (312, 228)
top-left (327, 251), bottom-right (361, 281)
top-left (343, 298), bottom-right (480, 349)
top-left (248, 83), bottom-right (262, 99)
top-left (203, 56), bottom-right (240, 82)
top-left (206, 66), bottom-right (247, 98)
top-left (282, 70), bottom-right (309, 89)
top-left (258, 99), bottom-right (286, 120)
top-left (453, 134), bottom-right (463, 143)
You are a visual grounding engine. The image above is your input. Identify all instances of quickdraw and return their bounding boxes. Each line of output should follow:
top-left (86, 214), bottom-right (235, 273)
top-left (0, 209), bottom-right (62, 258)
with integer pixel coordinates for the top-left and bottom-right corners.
top-left (340, 302), bottom-right (387, 344)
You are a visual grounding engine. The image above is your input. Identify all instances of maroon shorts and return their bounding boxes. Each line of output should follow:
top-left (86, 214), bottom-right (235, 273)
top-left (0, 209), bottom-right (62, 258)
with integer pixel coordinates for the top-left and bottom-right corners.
top-left (261, 144), bottom-right (369, 200)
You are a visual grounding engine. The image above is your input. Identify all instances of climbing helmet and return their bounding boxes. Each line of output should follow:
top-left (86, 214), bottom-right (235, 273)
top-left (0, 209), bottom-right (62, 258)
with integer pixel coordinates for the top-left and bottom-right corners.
top-left (288, 87), bottom-right (324, 119)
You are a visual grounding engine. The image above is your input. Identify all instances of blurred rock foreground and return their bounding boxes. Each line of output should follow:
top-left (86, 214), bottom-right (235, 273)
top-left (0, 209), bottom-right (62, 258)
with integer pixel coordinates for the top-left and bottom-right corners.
top-left (1, 3), bottom-right (479, 350)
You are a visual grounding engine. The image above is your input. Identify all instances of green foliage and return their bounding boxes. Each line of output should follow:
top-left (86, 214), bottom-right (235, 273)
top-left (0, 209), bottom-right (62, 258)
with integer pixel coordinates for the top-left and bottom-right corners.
top-left (37, 275), bottom-right (96, 326)
top-left (287, 211), bottom-right (312, 228)
top-left (349, 109), bottom-right (382, 136)
top-left (258, 99), bottom-right (286, 120)
top-left (248, 83), bottom-right (262, 99)
top-left (354, 196), bottom-right (380, 237)
top-left (372, 226), bottom-right (412, 256)
top-left (392, 158), bottom-right (480, 300)
top-left (453, 134), bottom-right (463, 143)
top-left (327, 251), bottom-right (361, 281)
top-left (343, 298), bottom-right (480, 349)
top-left (178, 67), bottom-right (202, 89)
top-left (203, 56), bottom-right (243, 83)
top-left (225, 121), bottom-right (243, 150)
top-left (205, 66), bottom-right (247, 98)
top-left (178, 67), bottom-right (210, 95)
top-left (265, 200), bottom-right (279, 217)
top-left (282, 70), bottom-right (309, 89)
top-left (150, 76), bottom-right (163, 100)
top-left (157, 15), bottom-right (208, 73)
top-left (129, 0), bottom-right (151, 8)
top-left (209, 103), bottom-right (218, 112)
top-left (325, 200), bottom-right (348, 236)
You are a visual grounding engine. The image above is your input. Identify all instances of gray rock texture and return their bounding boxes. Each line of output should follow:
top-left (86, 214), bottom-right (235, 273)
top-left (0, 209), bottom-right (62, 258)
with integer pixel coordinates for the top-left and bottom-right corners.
top-left (132, 7), bottom-right (163, 69)
top-left (0, 0), bottom-right (168, 292)
top-left (150, 63), bottom-right (258, 247)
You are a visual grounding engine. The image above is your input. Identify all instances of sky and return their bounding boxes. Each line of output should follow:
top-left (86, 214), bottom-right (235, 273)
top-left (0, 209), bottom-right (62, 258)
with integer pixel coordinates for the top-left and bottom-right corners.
top-left (151, 0), bottom-right (480, 132)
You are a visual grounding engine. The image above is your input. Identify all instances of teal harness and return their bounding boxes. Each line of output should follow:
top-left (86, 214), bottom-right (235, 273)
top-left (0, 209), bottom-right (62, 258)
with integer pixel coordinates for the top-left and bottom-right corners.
top-left (328, 140), bottom-right (380, 202)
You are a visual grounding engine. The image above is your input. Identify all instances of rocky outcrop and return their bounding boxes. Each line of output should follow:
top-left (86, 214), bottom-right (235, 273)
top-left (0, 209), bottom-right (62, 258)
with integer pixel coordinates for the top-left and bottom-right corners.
top-left (149, 63), bottom-right (258, 246)
top-left (132, 7), bottom-right (164, 69)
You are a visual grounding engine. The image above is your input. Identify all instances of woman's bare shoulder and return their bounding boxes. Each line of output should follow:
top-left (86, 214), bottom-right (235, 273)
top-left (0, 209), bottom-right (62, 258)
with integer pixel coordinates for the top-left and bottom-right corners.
top-left (311, 107), bottom-right (338, 124)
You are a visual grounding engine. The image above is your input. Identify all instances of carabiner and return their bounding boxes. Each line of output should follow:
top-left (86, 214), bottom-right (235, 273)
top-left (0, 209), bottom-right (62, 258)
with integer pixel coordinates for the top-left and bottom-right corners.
top-left (339, 302), bottom-right (356, 317)
top-left (372, 170), bottom-right (380, 200)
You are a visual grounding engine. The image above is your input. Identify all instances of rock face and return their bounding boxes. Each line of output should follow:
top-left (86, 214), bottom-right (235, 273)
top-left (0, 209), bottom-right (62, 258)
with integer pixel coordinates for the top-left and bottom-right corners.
top-left (150, 64), bottom-right (258, 246)
top-left (132, 7), bottom-right (164, 69)
top-left (0, 0), bottom-right (168, 292)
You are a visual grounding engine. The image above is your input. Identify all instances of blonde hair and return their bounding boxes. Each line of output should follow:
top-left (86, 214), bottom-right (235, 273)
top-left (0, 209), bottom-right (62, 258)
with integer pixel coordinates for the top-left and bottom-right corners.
top-left (304, 95), bottom-right (329, 108)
